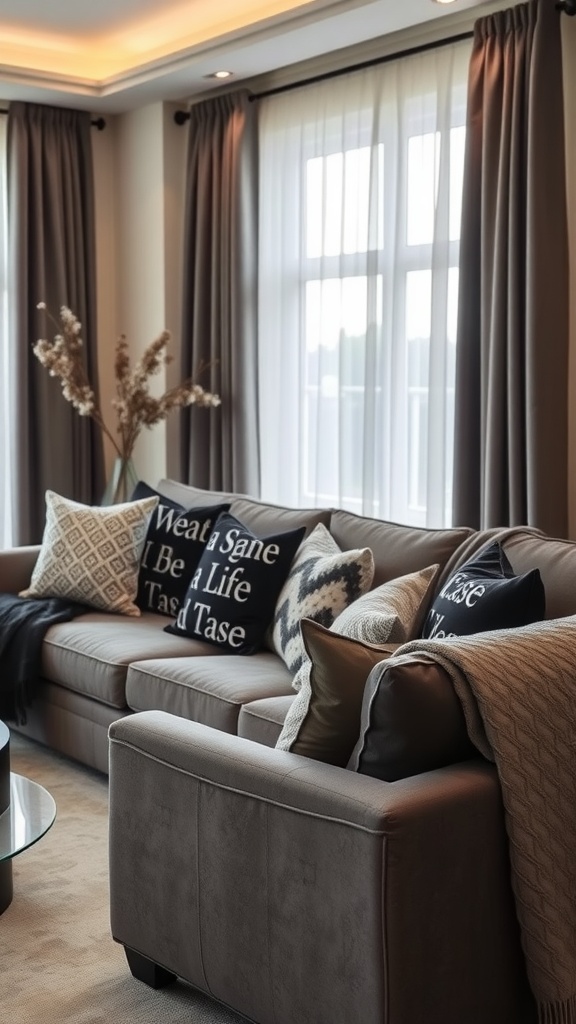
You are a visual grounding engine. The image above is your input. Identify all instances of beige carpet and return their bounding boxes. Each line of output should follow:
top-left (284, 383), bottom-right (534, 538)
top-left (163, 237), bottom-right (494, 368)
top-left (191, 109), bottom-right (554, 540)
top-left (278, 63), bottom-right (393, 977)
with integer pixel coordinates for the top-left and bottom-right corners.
top-left (1, 733), bottom-right (250, 1024)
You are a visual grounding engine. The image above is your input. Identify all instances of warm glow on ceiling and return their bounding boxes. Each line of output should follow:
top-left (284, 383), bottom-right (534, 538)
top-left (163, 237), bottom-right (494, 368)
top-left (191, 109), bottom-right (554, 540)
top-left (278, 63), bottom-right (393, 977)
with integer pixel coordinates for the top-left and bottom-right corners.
top-left (0, 0), bottom-right (315, 81)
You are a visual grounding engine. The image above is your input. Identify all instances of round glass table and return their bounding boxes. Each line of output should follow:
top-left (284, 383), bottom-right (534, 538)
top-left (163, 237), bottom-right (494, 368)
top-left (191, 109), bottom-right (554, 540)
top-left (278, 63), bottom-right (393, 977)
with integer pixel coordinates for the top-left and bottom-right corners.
top-left (0, 721), bottom-right (56, 914)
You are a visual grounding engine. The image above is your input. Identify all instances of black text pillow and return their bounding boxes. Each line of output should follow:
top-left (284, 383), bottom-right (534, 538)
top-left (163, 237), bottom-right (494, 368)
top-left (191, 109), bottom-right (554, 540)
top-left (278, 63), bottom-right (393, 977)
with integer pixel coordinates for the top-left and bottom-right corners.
top-left (164, 512), bottom-right (305, 654)
top-left (420, 541), bottom-right (545, 639)
top-left (131, 482), bottom-right (230, 617)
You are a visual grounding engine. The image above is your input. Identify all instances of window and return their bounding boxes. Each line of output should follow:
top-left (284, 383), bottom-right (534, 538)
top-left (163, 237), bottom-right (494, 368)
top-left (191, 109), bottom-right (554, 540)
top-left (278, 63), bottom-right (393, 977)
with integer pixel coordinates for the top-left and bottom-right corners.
top-left (258, 42), bottom-right (471, 526)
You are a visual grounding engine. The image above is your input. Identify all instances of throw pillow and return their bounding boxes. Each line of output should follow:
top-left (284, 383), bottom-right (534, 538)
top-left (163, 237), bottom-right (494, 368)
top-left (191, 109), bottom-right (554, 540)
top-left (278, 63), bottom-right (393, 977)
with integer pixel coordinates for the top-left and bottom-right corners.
top-left (420, 541), bottom-right (545, 639)
top-left (275, 618), bottom-right (398, 766)
top-left (269, 522), bottom-right (375, 676)
top-left (347, 652), bottom-right (478, 781)
top-left (331, 562), bottom-right (439, 644)
top-left (290, 562), bottom-right (439, 691)
top-left (131, 482), bottom-right (230, 617)
top-left (164, 511), bottom-right (305, 655)
top-left (20, 489), bottom-right (158, 617)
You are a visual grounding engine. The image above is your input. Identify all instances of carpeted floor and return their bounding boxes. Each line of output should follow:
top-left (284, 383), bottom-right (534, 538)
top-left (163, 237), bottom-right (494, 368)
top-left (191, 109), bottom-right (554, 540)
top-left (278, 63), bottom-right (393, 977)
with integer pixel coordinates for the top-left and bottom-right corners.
top-left (1, 733), bottom-right (250, 1024)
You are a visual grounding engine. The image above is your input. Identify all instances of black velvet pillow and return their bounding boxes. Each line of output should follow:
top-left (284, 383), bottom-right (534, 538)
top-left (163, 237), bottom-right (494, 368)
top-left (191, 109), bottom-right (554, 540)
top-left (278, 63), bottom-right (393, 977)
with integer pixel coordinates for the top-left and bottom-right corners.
top-left (164, 511), bottom-right (305, 655)
top-left (347, 653), bottom-right (478, 782)
top-left (420, 541), bottom-right (545, 640)
top-left (131, 482), bottom-right (230, 617)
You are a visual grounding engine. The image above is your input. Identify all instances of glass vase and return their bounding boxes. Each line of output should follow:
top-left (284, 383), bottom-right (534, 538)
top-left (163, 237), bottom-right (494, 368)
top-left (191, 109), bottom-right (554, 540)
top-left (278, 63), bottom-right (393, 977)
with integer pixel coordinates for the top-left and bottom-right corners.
top-left (101, 457), bottom-right (138, 505)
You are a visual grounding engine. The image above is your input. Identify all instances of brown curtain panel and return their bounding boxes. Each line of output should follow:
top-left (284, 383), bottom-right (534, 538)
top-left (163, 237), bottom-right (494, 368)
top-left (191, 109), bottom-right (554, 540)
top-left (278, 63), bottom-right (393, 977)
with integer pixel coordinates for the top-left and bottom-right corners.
top-left (180, 89), bottom-right (259, 494)
top-left (452, 0), bottom-right (569, 536)
top-left (7, 101), bottom-right (104, 544)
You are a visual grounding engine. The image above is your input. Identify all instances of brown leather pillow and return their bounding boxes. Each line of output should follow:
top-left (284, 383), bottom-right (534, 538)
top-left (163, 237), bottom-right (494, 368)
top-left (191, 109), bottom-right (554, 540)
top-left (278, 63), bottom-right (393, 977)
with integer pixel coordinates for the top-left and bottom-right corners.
top-left (276, 619), bottom-right (398, 767)
top-left (347, 653), bottom-right (478, 781)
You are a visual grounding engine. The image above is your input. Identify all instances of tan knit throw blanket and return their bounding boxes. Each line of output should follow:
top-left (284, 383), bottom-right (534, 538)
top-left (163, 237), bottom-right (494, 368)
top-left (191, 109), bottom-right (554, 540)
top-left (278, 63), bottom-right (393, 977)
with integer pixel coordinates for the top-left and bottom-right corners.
top-left (398, 617), bottom-right (576, 1024)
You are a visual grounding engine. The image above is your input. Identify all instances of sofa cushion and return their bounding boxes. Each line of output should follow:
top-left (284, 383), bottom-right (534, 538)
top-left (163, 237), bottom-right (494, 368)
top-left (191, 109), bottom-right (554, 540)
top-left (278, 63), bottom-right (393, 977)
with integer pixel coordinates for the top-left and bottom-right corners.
top-left (269, 523), bottom-right (375, 676)
top-left (41, 611), bottom-right (214, 708)
top-left (276, 619), bottom-right (397, 767)
top-left (347, 653), bottom-right (477, 781)
top-left (421, 541), bottom-right (545, 640)
top-left (156, 478), bottom-right (331, 536)
top-left (500, 529), bottom-right (576, 620)
top-left (164, 512), bottom-right (305, 655)
top-left (21, 489), bottom-right (158, 616)
top-left (238, 695), bottom-right (294, 747)
top-left (125, 653), bottom-right (294, 733)
top-left (132, 482), bottom-right (230, 617)
top-left (330, 563), bottom-right (439, 646)
top-left (329, 508), bottom-right (474, 588)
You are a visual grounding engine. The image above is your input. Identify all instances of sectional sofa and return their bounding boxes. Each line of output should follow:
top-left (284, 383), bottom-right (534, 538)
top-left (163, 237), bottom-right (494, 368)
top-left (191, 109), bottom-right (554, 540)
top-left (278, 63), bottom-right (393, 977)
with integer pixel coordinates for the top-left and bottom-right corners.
top-left (4, 478), bottom-right (576, 1023)
top-left (0, 476), bottom-right (488, 773)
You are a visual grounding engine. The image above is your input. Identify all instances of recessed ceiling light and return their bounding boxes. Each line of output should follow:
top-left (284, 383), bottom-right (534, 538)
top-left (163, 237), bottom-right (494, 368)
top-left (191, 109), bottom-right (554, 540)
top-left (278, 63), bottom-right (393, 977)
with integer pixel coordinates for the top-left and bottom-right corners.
top-left (206, 70), bottom-right (234, 80)
top-left (431, 0), bottom-right (459, 4)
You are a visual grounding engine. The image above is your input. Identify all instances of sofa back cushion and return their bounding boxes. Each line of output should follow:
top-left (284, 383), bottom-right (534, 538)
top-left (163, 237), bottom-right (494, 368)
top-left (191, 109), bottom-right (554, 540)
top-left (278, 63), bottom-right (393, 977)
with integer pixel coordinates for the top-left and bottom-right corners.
top-left (500, 530), bottom-right (576, 620)
top-left (156, 478), bottom-right (237, 507)
top-left (156, 479), bottom-right (331, 537)
top-left (328, 509), bottom-right (474, 589)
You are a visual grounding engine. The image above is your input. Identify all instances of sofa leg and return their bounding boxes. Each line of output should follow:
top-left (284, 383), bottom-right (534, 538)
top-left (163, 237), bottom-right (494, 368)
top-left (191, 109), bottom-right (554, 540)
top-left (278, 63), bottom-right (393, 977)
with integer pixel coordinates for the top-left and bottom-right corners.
top-left (124, 946), bottom-right (177, 988)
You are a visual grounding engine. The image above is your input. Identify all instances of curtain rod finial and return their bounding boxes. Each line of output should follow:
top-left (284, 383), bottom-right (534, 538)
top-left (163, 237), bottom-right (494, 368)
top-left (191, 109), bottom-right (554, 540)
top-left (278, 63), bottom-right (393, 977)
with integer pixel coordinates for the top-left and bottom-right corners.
top-left (174, 110), bottom-right (191, 126)
top-left (92, 117), bottom-right (106, 130)
top-left (556, 0), bottom-right (576, 14)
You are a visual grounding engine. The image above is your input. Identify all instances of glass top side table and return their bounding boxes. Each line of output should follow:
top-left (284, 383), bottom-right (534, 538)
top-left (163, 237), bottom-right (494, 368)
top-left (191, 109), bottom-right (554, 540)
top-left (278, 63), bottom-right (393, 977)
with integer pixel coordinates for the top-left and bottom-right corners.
top-left (0, 721), bottom-right (56, 914)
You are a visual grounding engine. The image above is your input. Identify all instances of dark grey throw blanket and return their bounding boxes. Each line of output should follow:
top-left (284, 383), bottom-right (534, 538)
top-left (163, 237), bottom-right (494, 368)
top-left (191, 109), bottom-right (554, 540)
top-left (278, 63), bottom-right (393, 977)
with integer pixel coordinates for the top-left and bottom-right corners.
top-left (0, 593), bottom-right (89, 725)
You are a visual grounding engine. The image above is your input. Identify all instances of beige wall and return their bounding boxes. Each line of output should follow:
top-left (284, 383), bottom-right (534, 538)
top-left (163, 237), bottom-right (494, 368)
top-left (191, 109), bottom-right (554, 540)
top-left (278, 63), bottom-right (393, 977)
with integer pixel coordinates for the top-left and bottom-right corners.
top-left (92, 101), bottom-right (187, 486)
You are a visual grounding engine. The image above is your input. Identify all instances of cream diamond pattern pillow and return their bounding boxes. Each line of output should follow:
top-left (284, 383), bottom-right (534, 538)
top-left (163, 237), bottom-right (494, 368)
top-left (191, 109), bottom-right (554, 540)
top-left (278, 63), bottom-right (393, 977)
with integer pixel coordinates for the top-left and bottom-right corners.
top-left (20, 490), bottom-right (158, 616)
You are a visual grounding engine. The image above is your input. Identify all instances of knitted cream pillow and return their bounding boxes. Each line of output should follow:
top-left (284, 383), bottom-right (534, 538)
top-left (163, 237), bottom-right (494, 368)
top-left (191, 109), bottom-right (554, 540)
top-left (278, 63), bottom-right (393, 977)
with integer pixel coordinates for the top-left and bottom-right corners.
top-left (21, 490), bottom-right (158, 616)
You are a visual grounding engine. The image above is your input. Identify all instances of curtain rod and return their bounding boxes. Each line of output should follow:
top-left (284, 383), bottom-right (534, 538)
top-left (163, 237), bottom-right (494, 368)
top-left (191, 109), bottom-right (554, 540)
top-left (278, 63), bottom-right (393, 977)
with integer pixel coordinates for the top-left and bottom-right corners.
top-left (173, 28), bottom-right (474, 123)
top-left (248, 29), bottom-right (475, 101)
top-left (0, 109), bottom-right (106, 129)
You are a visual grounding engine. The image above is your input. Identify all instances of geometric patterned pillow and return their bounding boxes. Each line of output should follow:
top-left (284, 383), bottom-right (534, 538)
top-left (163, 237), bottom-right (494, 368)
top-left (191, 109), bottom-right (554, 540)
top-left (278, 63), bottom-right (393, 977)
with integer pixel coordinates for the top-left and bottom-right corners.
top-left (269, 522), bottom-right (374, 676)
top-left (20, 489), bottom-right (158, 616)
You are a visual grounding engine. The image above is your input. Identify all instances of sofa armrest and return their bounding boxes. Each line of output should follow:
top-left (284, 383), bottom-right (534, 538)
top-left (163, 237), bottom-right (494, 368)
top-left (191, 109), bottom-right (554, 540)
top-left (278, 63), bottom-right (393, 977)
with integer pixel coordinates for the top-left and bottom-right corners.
top-left (108, 711), bottom-right (532, 1024)
top-left (0, 545), bottom-right (40, 593)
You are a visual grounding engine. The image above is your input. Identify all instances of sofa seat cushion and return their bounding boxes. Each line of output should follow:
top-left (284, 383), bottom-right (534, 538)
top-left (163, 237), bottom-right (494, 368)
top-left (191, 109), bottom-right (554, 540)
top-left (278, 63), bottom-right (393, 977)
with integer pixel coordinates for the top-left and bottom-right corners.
top-left (237, 695), bottom-right (294, 747)
top-left (41, 611), bottom-right (217, 709)
top-left (125, 652), bottom-right (294, 733)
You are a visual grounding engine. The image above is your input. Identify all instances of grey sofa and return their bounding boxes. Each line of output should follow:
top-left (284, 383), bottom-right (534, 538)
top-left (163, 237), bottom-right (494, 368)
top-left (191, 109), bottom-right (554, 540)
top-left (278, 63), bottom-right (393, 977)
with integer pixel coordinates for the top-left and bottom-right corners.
top-left (0, 477), bottom-right (482, 773)
top-left (105, 490), bottom-right (576, 1024)
top-left (5, 478), bottom-right (576, 1022)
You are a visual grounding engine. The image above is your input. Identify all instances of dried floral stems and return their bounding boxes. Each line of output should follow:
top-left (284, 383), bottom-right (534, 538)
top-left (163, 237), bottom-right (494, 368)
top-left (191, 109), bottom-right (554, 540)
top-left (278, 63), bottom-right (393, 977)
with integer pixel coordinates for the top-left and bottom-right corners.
top-left (34, 303), bottom-right (221, 464)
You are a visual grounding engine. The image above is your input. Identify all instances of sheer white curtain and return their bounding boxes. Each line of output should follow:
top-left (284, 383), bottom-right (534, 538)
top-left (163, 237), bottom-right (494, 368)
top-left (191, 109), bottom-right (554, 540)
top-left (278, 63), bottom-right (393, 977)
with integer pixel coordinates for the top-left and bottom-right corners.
top-left (0, 115), bottom-right (12, 548)
top-left (258, 41), bottom-right (471, 527)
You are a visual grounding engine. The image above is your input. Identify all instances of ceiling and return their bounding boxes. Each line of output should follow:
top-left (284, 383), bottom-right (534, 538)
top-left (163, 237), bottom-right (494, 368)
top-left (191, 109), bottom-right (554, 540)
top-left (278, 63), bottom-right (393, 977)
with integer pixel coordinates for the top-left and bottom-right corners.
top-left (0, 0), bottom-right (491, 114)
